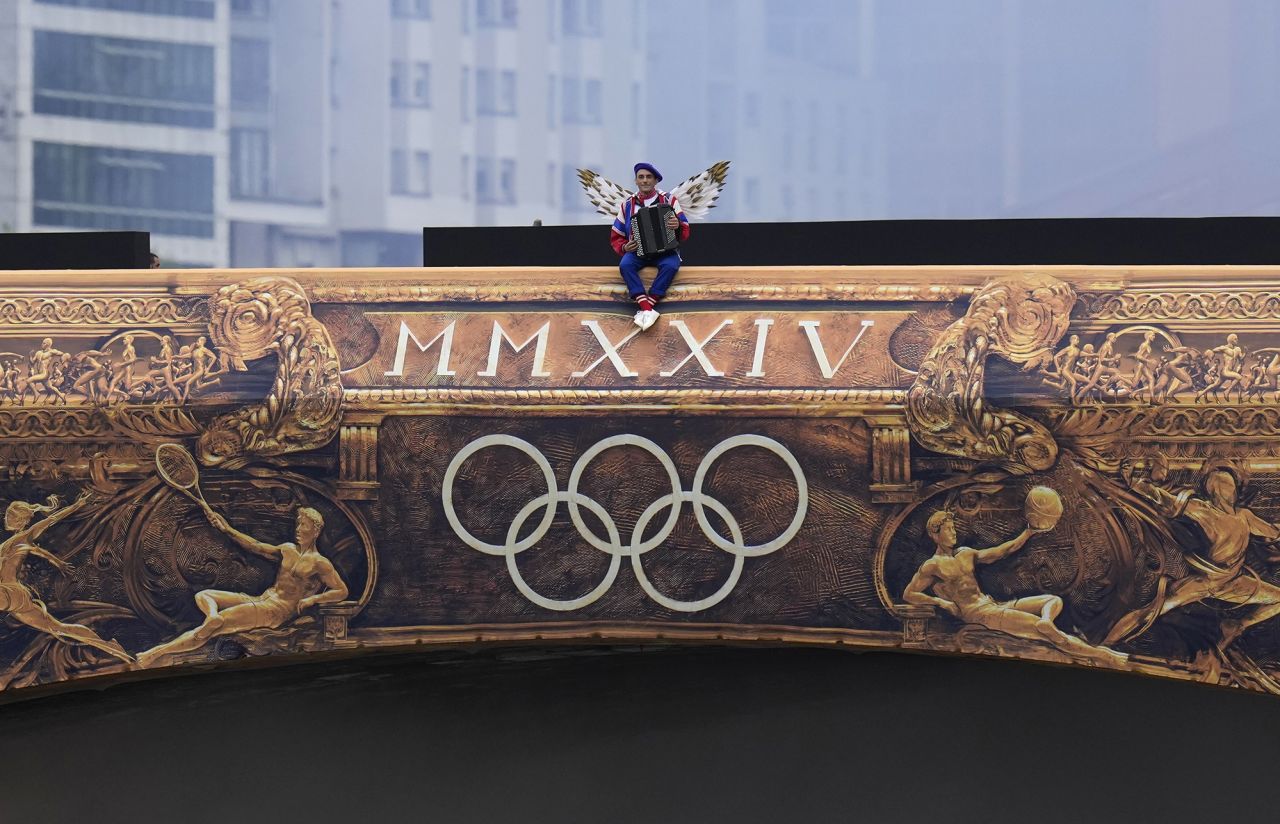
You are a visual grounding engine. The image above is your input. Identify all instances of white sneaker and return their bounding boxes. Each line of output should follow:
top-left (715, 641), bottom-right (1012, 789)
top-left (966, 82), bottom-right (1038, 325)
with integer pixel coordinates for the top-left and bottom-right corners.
top-left (633, 309), bottom-right (647, 328)
top-left (638, 309), bottom-right (660, 331)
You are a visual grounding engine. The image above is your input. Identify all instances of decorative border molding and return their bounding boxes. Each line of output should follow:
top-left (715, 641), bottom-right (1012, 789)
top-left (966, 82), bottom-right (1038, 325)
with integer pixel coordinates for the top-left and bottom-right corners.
top-left (0, 296), bottom-right (207, 326)
top-left (307, 282), bottom-right (979, 304)
top-left (1075, 291), bottom-right (1280, 321)
top-left (342, 387), bottom-right (910, 413)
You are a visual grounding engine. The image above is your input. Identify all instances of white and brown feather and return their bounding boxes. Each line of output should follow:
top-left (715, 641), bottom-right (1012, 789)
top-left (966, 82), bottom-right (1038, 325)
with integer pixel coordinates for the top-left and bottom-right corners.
top-left (576, 160), bottom-right (732, 222)
top-left (670, 160), bottom-right (731, 221)
top-left (576, 169), bottom-right (632, 220)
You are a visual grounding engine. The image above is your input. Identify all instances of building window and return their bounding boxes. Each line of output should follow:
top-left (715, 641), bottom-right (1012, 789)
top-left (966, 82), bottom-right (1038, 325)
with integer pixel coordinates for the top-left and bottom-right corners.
top-left (390, 0), bottom-right (430, 18)
top-left (547, 75), bottom-right (556, 129)
top-left (499, 159), bottom-right (516, 204)
top-left (390, 149), bottom-right (408, 194)
top-left (499, 71), bottom-right (516, 116)
top-left (390, 61), bottom-right (405, 104)
top-left (475, 158), bottom-right (515, 205)
top-left (415, 152), bottom-right (431, 196)
top-left (231, 0), bottom-right (270, 18)
top-left (583, 79), bottom-right (602, 125)
top-left (461, 67), bottom-right (470, 122)
top-left (560, 78), bottom-right (600, 125)
top-left (561, 77), bottom-right (578, 123)
top-left (477, 0), bottom-right (516, 27)
top-left (561, 0), bottom-right (602, 36)
top-left (33, 141), bottom-right (214, 237)
top-left (390, 61), bottom-right (428, 107)
top-left (413, 62), bottom-right (431, 106)
top-left (33, 31), bottom-right (215, 128)
top-left (391, 150), bottom-right (430, 196)
top-left (476, 157), bottom-right (494, 203)
top-left (231, 38), bottom-right (271, 112)
top-left (230, 128), bottom-right (271, 199)
top-left (477, 69), bottom-right (515, 116)
top-left (476, 69), bottom-right (493, 114)
top-left (35, 0), bottom-right (216, 19)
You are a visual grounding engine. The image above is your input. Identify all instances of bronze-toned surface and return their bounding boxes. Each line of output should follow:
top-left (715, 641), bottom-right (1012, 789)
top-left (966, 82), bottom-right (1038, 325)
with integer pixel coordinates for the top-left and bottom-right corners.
top-left (4, 265), bottom-right (1280, 698)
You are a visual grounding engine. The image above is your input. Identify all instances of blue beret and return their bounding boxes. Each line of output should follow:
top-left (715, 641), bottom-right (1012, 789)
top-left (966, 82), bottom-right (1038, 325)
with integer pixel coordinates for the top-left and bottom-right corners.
top-left (633, 162), bottom-right (663, 182)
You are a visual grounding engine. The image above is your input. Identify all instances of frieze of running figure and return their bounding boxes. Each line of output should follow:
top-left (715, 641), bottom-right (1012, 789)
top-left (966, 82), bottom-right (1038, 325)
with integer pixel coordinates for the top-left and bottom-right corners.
top-left (0, 332), bottom-right (229, 406)
top-left (1040, 328), bottom-right (1280, 404)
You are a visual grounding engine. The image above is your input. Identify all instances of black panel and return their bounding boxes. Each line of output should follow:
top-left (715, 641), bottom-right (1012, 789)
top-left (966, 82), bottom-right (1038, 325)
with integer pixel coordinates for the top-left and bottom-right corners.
top-left (425, 217), bottom-right (1280, 267)
top-left (0, 231), bottom-right (151, 270)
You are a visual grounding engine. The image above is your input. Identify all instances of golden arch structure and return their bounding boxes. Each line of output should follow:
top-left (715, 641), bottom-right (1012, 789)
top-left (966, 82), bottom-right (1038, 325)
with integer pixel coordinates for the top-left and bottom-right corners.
top-left (2, 264), bottom-right (1280, 697)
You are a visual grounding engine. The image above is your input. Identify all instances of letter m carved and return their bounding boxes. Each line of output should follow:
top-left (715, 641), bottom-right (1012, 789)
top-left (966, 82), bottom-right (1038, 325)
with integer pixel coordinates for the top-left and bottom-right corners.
top-left (478, 320), bottom-right (552, 378)
top-left (383, 320), bottom-right (457, 377)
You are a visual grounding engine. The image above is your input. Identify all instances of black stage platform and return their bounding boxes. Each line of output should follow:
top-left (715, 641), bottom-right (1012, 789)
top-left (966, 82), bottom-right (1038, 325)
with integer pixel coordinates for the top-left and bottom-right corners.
top-left (0, 230), bottom-right (151, 270)
top-left (425, 216), bottom-right (1280, 267)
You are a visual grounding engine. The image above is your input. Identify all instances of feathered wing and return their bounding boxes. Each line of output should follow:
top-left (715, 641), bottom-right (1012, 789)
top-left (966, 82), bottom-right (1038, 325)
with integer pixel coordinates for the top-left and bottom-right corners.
top-left (670, 160), bottom-right (731, 220)
top-left (576, 168), bottom-right (632, 220)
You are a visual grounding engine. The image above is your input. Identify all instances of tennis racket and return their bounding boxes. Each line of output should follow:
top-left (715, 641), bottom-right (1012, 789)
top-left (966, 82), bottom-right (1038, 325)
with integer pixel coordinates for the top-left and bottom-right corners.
top-left (154, 443), bottom-right (213, 514)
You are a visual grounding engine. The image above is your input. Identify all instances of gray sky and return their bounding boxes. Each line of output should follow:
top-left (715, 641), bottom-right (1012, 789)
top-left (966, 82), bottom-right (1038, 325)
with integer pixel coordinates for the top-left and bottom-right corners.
top-left (656, 0), bottom-right (1280, 221)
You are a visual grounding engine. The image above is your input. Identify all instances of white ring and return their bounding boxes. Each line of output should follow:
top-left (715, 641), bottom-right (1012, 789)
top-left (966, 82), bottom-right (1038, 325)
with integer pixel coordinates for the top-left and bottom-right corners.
top-left (442, 435), bottom-right (558, 556)
top-left (566, 434), bottom-right (682, 556)
top-left (441, 434), bottom-right (809, 612)
top-left (691, 434), bottom-right (808, 558)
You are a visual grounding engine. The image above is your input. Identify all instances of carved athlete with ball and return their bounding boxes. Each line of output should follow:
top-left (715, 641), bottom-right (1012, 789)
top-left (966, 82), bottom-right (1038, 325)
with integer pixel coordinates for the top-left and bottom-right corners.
top-left (904, 486), bottom-right (1128, 668)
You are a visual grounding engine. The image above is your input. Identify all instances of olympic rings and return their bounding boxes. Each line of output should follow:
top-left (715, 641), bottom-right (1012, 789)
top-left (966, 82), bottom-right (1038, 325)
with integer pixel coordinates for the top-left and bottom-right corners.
top-left (441, 434), bottom-right (809, 613)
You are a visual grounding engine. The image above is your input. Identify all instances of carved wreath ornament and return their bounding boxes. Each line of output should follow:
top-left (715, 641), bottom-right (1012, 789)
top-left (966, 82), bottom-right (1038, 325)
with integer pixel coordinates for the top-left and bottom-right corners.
top-left (199, 277), bottom-right (343, 467)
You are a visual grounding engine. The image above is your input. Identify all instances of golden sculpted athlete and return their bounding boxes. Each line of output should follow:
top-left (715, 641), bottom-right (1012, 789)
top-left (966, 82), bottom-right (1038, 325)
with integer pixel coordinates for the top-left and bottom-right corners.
top-left (20, 338), bottom-right (68, 405)
top-left (1105, 465), bottom-right (1280, 650)
top-left (0, 493), bottom-right (132, 663)
top-left (136, 504), bottom-right (348, 667)
top-left (905, 505), bottom-right (1128, 668)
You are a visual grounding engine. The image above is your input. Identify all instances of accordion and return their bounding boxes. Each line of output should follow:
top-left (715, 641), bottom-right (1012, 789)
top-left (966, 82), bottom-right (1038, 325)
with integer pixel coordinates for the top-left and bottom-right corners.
top-left (630, 203), bottom-right (680, 258)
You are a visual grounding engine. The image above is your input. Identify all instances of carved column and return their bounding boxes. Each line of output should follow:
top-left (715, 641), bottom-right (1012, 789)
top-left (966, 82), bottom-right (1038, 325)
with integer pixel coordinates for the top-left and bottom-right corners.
top-left (866, 414), bottom-right (919, 503)
top-left (338, 413), bottom-right (383, 500)
top-left (317, 602), bottom-right (361, 648)
top-left (890, 604), bottom-right (936, 648)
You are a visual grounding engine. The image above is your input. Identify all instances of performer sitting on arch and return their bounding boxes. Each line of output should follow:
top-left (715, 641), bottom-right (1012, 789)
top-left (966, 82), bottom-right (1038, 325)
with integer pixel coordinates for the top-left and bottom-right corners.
top-left (576, 160), bottom-right (731, 332)
top-left (610, 163), bottom-right (690, 331)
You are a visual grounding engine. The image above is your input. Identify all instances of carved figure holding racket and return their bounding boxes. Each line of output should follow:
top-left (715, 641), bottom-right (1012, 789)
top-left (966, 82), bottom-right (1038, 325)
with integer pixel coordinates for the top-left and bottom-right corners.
top-left (137, 444), bottom-right (349, 668)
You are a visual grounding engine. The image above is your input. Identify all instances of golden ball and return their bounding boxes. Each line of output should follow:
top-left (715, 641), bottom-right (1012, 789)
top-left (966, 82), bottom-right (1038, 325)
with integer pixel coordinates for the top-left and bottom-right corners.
top-left (1024, 486), bottom-right (1063, 532)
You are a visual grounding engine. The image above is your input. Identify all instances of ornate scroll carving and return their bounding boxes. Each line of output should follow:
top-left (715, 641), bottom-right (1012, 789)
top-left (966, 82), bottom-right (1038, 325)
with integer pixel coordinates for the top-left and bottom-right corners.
top-left (905, 274), bottom-right (1074, 471)
top-left (198, 277), bottom-right (343, 467)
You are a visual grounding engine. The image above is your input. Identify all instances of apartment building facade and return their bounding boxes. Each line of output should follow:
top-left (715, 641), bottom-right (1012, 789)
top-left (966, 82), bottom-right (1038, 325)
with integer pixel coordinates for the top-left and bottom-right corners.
top-left (0, 0), bottom-right (228, 265)
top-left (0, 0), bottom-right (650, 267)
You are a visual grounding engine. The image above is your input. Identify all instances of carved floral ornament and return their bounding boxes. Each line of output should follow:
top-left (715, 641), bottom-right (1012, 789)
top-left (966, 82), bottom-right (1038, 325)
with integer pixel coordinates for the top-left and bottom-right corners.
top-left (0, 269), bottom-right (1278, 697)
